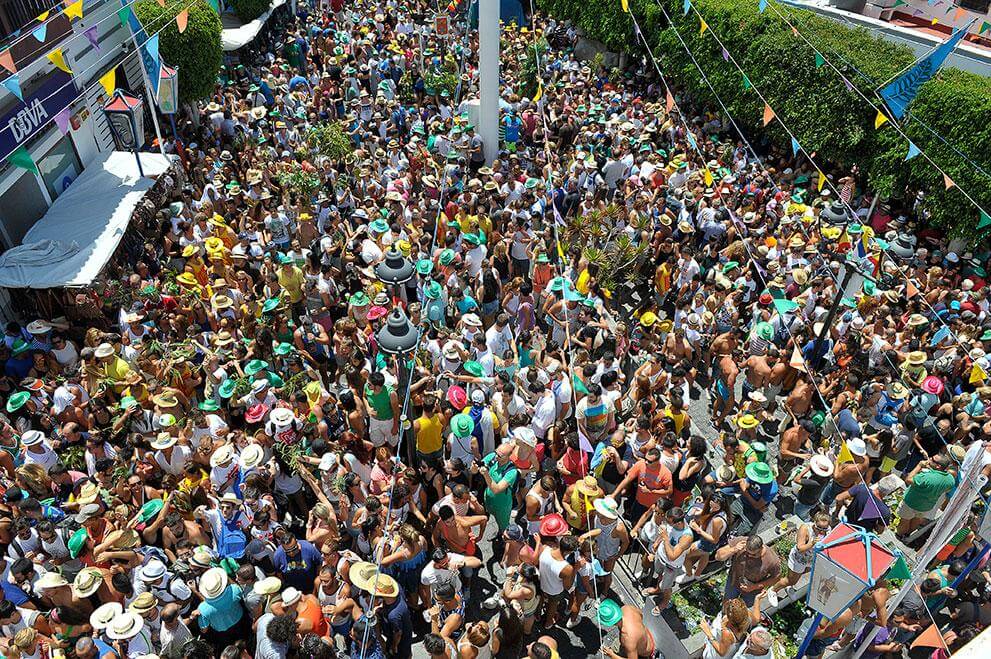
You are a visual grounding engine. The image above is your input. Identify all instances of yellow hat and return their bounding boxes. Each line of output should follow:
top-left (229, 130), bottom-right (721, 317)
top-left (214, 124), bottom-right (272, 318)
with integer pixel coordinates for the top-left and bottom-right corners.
top-left (304, 381), bottom-right (323, 405)
top-left (181, 245), bottom-right (198, 258)
top-left (640, 311), bottom-right (658, 327)
top-left (204, 237), bottom-right (225, 254)
top-left (176, 273), bottom-right (198, 287)
top-left (658, 319), bottom-right (673, 333)
top-left (737, 414), bottom-right (760, 429)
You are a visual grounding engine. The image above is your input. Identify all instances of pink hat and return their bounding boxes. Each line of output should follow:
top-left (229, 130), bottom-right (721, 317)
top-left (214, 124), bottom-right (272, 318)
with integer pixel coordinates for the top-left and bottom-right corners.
top-left (921, 375), bottom-right (944, 396)
top-left (367, 305), bottom-right (388, 321)
top-left (539, 513), bottom-right (569, 537)
top-left (245, 403), bottom-right (269, 424)
top-left (447, 385), bottom-right (467, 410)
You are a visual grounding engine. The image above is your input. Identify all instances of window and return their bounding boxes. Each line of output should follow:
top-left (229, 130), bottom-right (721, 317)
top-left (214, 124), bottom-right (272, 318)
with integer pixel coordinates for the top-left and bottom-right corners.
top-left (36, 136), bottom-right (81, 201)
top-left (0, 170), bottom-right (48, 247)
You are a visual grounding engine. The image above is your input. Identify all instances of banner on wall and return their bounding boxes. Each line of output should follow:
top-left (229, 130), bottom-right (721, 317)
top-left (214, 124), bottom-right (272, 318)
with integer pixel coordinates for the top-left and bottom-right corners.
top-left (0, 70), bottom-right (76, 162)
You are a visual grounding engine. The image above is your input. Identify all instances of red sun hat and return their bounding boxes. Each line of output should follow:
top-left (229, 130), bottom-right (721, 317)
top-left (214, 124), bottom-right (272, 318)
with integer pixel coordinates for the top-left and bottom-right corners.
top-left (245, 403), bottom-right (269, 424)
top-left (367, 305), bottom-right (388, 321)
top-left (921, 375), bottom-right (944, 396)
top-left (447, 385), bottom-right (467, 410)
top-left (538, 513), bottom-right (569, 537)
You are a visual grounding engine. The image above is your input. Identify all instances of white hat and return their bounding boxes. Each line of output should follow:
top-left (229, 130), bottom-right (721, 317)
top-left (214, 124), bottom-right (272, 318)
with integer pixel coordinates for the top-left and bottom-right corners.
top-left (470, 389), bottom-right (486, 404)
top-left (94, 343), bottom-right (115, 358)
top-left (269, 407), bottom-right (295, 426)
top-left (512, 427), bottom-right (537, 447)
top-left (139, 560), bottom-right (167, 582)
top-left (462, 313), bottom-right (482, 327)
top-left (443, 341), bottom-right (463, 360)
top-left (809, 454), bottom-right (833, 478)
top-left (150, 432), bottom-right (177, 450)
top-left (253, 576), bottom-right (282, 596)
top-left (209, 443), bottom-right (236, 467)
top-left (220, 492), bottom-right (241, 505)
top-left (281, 586), bottom-right (302, 606)
top-left (250, 379), bottom-right (269, 394)
top-left (847, 438), bottom-right (868, 457)
top-left (20, 430), bottom-right (45, 447)
top-left (239, 443), bottom-right (265, 470)
top-left (199, 567), bottom-right (229, 600)
top-left (72, 568), bottom-right (104, 598)
top-left (90, 602), bottom-right (123, 631)
top-left (107, 612), bottom-right (144, 640)
top-left (318, 453), bottom-right (339, 471)
top-left (25, 320), bottom-right (51, 335)
top-left (593, 497), bottom-right (620, 520)
top-left (36, 572), bottom-right (68, 590)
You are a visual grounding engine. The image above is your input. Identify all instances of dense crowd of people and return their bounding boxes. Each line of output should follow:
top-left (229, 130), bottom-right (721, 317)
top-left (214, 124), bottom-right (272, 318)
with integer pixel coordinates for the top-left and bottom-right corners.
top-left (2, 0), bottom-right (991, 657)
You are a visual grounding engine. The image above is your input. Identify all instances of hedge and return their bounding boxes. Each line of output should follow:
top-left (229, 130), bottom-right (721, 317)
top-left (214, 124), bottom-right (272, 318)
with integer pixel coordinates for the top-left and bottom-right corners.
top-left (229, 0), bottom-right (271, 22)
top-left (538, 0), bottom-right (991, 240)
top-left (135, 0), bottom-right (223, 103)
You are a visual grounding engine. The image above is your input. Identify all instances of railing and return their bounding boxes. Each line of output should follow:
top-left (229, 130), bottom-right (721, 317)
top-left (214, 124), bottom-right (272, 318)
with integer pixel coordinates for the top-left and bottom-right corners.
top-left (0, 0), bottom-right (64, 42)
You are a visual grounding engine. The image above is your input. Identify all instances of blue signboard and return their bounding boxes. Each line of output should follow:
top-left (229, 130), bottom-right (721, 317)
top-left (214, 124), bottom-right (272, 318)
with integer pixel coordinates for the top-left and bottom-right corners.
top-left (120, 0), bottom-right (160, 97)
top-left (0, 69), bottom-right (77, 163)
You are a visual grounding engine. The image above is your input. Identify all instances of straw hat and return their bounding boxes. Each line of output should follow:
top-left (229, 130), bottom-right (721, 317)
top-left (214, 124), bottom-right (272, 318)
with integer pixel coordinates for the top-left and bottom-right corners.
top-left (150, 432), bottom-right (177, 450)
top-left (36, 572), bottom-right (69, 590)
top-left (239, 443), bottom-right (265, 470)
top-left (90, 603), bottom-right (123, 631)
top-left (809, 454), bottom-right (833, 478)
top-left (200, 567), bottom-right (229, 600)
top-left (129, 592), bottom-right (158, 614)
top-left (253, 576), bottom-right (282, 595)
top-left (905, 351), bottom-right (927, 366)
top-left (106, 612), bottom-right (144, 640)
top-left (575, 476), bottom-right (603, 498)
top-left (72, 568), bottom-right (104, 598)
top-left (94, 343), bottom-right (115, 358)
top-left (152, 392), bottom-right (178, 409)
top-left (210, 443), bottom-right (236, 467)
top-left (348, 561), bottom-right (383, 592)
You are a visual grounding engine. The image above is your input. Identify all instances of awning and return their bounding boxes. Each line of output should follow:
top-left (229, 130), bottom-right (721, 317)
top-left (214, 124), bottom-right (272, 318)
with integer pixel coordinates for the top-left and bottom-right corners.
top-left (0, 151), bottom-right (175, 289)
top-left (222, 0), bottom-right (286, 51)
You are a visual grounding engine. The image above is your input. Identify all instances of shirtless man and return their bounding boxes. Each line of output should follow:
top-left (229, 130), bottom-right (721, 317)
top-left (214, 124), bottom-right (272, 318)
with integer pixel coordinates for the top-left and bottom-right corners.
top-left (600, 599), bottom-right (656, 659)
top-left (742, 347), bottom-right (777, 405)
top-left (711, 351), bottom-right (740, 430)
top-left (824, 438), bottom-right (869, 509)
top-left (767, 350), bottom-right (801, 414)
top-left (777, 419), bottom-right (814, 485)
top-left (784, 374), bottom-right (815, 423)
top-left (161, 510), bottom-right (211, 560)
top-left (663, 327), bottom-right (696, 390)
top-left (807, 600), bottom-right (860, 658)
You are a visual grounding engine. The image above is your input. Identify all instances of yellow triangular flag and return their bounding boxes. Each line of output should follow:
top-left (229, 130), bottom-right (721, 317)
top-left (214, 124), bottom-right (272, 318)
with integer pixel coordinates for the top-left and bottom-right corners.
top-left (63, 0), bottom-right (83, 20)
top-left (971, 363), bottom-right (987, 384)
top-left (944, 173), bottom-right (955, 190)
top-left (703, 168), bottom-right (713, 186)
top-left (762, 103), bottom-right (775, 126)
top-left (46, 48), bottom-right (72, 73)
top-left (874, 111), bottom-right (888, 129)
top-left (817, 170), bottom-right (826, 192)
top-left (621, 0), bottom-right (629, 12)
top-left (700, 19), bottom-right (708, 35)
top-left (931, 16), bottom-right (938, 24)
top-left (36, 10), bottom-right (50, 21)
top-left (556, 240), bottom-right (564, 259)
top-left (838, 441), bottom-right (854, 464)
top-left (532, 81), bottom-right (542, 103)
top-left (99, 68), bottom-right (115, 97)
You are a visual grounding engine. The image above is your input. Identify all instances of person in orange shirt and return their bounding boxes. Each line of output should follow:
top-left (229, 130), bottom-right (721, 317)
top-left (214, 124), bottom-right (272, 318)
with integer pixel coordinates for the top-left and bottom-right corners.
top-left (283, 586), bottom-right (328, 637)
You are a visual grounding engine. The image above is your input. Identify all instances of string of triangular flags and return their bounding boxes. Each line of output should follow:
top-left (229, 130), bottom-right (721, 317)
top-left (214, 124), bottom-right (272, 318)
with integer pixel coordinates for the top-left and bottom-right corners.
top-left (679, 0), bottom-right (991, 236)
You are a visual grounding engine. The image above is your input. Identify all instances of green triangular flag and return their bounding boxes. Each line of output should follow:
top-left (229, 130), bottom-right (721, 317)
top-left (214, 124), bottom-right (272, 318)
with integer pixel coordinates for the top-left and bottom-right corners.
top-left (8, 146), bottom-right (38, 174)
top-left (772, 298), bottom-right (800, 314)
top-left (815, 53), bottom-right (825, 68)
top-left (117, 6), bottom-right (131, 27)
top-left (742, 74), bottom-right (752, 90)
top-left (887, 555), bottom-right (912, 580)
top-left (979, 211), bottom-right (991, 230)
top-left (982, 21), bottom-right (991, 35)
top-left (892, 0), bottom-right (906, 6)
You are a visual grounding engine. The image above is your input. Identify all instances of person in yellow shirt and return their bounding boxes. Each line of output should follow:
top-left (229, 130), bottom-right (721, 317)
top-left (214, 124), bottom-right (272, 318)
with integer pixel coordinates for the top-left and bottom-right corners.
top-left (276, 254), bottom-right (305, 306)
top-left (95, 342), bottom-right (131, 394)
top-left (413, 394), bottom-right (445, 461)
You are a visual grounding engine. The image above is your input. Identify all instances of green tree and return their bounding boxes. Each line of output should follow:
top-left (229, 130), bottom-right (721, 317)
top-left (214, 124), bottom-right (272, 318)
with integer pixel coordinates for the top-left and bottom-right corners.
top-left (229, 0), bottom-right (270, 22)
top-left (134, 0), bottom-right (222, 103)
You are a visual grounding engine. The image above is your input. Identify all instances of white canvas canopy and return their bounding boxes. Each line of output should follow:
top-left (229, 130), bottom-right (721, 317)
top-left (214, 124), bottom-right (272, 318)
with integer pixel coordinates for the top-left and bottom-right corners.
top-left (0, 151), bottom-right (175, 289)
top-left (222, 0), bottom-right (287, 51)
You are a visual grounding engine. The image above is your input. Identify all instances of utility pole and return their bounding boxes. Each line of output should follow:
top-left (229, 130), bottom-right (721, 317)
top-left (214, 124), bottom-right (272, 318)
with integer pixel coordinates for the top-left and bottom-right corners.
top-left (478, 0), bottom-right (499, 164)
top-left (809, 265), bottom-right (854, 369)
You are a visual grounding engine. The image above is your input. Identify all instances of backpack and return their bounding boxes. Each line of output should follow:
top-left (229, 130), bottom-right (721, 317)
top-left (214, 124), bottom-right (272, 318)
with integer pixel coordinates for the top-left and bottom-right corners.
top-left (215, 516), bottom-right (247, 560)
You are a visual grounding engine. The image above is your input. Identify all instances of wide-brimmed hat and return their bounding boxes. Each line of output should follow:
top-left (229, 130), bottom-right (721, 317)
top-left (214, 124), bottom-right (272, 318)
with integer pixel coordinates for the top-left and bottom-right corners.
top-left (200, 567), bottom-right (229, 600)
top-left (244, 359), bottom-right (269, 376)
top-left (906, 314), bottom-right (929, 328)
top-left (538, 513), bottom-right (569, 537)
top-left (72, 568), bottom-right (103, 598)
top-left (26, 320), bottom-right (51, 335)
top-left (20, 430), bottom-right (45, 447)
top-left (253, 576), bottom-right (282, 595)
top-left (129, 592), bottom-right (158, 614)
top-left (442, 341), bottom-right (463, 360)
top-left (593, 497), bottom-right (620, 520)
top-left (107, 612), bottom-right (144, 640)
top-left (512, 427), bottom-right (537, 447)
top-left (745, 461), bottom-right (774, 484)
top-left (598, 598), bottom-right (623, 627)
top-left (209, 443), bottom-right (236, 467)
top-left (36, 572), bottom-right (69, 590)
top-left (922, 375), bottom-right (944, 395)
top-left (886, 381), bottom-right (910, 399)
top-left (905, 351), bottom-right (927, 366)
top-left (576, 475), bottom-right (603, 497)
top-left (810, 454), bottom-right (834, 478)
top-left (269, 407), bottom-right (295, 426)
top-left (737, 414), bottom-right (759, 429)
top-left (90, 603), bottom-right (123, 631)
top-left (139, 560), bottom-right (167, 582)
top-left (6, 391), bottom-right (30, 413)
top-left (150, 432), bottom-right (177, 450)
top-left (447, 385), bottom-right (467, 409)
top-left (94, 343), bottom-right (115, 358)
top-left (240, 443), bottom-right (265, 470)
top-left (847, 438), bottom-right (868, 457)
top-left (348, 561), bottom-right (383, 592)
top-left (245, 403), bottom-right (269, 424)
top-left (451, 413), bottom-right (475, 438)
top-left (152, 392), bottom-right (178, 409)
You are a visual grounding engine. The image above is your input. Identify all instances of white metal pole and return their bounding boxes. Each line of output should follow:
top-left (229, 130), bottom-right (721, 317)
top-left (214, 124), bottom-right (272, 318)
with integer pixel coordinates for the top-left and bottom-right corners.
top-left (478, 0), bottom-right (499, 164)
top-left (126, 34), bottom-right (167, 158)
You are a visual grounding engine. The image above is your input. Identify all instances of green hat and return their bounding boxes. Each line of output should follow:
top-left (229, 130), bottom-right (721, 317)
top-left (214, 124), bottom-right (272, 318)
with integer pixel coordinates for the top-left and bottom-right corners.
top-left (245, 359), bottom-right (269, 376)
top-left (349, 291), bottom-right (370, 306)
top-left (6, 391), bottom-right (30, 413)
top-left (745, 461), bottom-right (774, 484)
top-left (158, 413), bottom-right (177, 428)
top-left (755, 322), bottom-right (774, 341)
top-left (267, 371), bottom-right (285, 387)
top-left (863, 280), bottom-right (877, 296)
top-left (464, 361), bottom-right (484, 377)
top-left (811, 410), bottom-right (826, 427)
top-left (790, 191), bottom-right (805, 204)
top-left (218, 379), bottom-right (237, 399)
top-left (463, 233), bottom-right (481, 246)
top-left (274, 342), bottom-right (294, 356)
top-left (198, 399), bottom-right (220, 412)
top-left (369, 219), bottom-right (389, 234)
top-left (536, 254), bottom-right (550, 264)
top-left (793, 175), bottom-right (810, 186)
top-left (423, 281), bottom-right (443, 299)
top-left (722, 261), bottom-right (740, 274)
top-left (451, 413), bottom-right (475, 438)
top-left (119, 396), bottom-right (139, 410)
top-left (68, 528), bottom-right (88, 558)
top-left (981, 329), bottom-right (991, 341)
top-left (597, 599), bottom-right (623, 627)
top-left (439, 249), bottom-right (456, 266)
top-left (10, 339), bottom-right (29, 356)
top-left (277, 252), bottom-right (293, 265)
top-left (137, 498), bottom-right (165, 524)
top-left (262, 297), bottom-right (281, 314)
top-left (416, 259), bottom-right (434, 275)
top-left (524, 177), bottom-right (539, 189)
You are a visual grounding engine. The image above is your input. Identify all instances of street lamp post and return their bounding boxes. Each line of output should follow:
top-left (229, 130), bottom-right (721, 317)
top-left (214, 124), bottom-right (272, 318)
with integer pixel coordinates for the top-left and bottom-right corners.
top-left (478, 0), bottom-right (500, 163)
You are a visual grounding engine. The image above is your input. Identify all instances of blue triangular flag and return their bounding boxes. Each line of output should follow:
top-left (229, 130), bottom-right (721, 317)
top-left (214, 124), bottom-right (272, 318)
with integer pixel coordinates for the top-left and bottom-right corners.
top-left (145, 34), bottom-right (159, 65)
top-left (791, 137), bottom-right (800, 157)
top-left (2, 73), bottom-right (22, 101)
top-left (930, 325), bottom-right (951, 346)
top-left (31, 23), bottom-right (47, 42)
top-left (687, 132), bottom-right (697, 150)
top-left (759, 0), bottom-right (767, 12)
top-left (683, 0), bottom-right (691, 14)
top-left (906, 141), bottom-right (921, 161)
